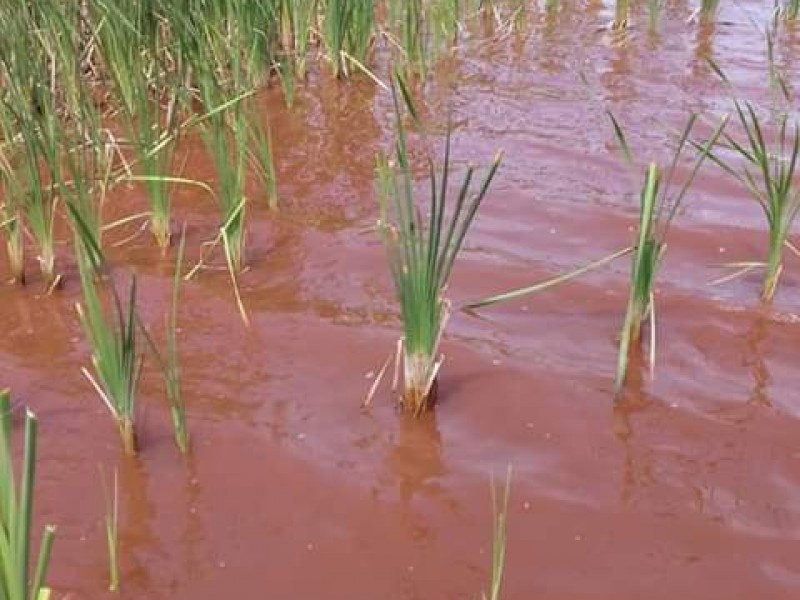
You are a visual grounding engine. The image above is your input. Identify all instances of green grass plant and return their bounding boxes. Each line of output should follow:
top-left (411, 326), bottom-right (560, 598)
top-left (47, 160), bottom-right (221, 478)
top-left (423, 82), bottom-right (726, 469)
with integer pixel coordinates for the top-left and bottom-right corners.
top-left (0, 389), bottom-right (56, 600)
top-left (377, 76), bottom-right (501, 415)
top-left (0, 55), bottom-right (61, 286)
top-left (323, 0), bottom-right (376, 78)
top-left (142, 228), bottom-right (190, 454)
top-left (610, 113), bottom-right (727, 396)
top-left (704, 101), bottom-right (800, 303)
top-left (93, 0), bottom-right (182, 248)
top-left (75, 259), bottom-right (142, 455)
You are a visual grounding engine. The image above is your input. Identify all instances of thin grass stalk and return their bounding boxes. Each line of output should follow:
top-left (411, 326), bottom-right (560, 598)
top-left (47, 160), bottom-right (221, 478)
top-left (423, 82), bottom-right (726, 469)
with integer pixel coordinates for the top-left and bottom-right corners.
top-left (101, 468), bottom-right (119, 592)
top-left (0, 389), bottom-right (56, 600)
top-left (483, 468), bottom-right (511, 600)
top-left (167, 230), bottom-right (189, 453)
top-left (75, 257), bottom-right (142, 455)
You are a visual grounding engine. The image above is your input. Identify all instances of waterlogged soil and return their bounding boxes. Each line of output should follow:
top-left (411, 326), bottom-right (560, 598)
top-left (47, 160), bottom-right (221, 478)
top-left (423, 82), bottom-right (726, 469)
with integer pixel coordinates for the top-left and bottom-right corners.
top-left (2, 2), bottom-right (800, 599)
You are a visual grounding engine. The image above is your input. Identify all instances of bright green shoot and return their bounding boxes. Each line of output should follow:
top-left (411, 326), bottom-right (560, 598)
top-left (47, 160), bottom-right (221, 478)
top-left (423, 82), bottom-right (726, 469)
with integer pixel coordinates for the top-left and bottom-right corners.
top-left (101, 468), bottom-right (120, 592)
top-left (611, 113), bottom-right (728, 396)
top-left (377, 76), bottom-right (501, 415)
top-left (75, 259), bottom-right (142, 455)
top-left (705, 101), bottom-right (800, 303)
top-left (0, 389), bottom-right (56, 600)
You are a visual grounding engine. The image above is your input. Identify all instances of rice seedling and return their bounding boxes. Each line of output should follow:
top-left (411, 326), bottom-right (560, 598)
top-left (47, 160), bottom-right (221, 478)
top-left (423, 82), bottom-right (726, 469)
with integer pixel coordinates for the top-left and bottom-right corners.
top-left (0, 41), bottom-right (62, 286)
top-left (0, 389), bottom-right (57, 600)
top-left (100, 468), bottom-right (120, 592)
top-left (141, 228), bottom-right (189, 454)
top-left (610, 112), bottom-right (727, 396)
top-left (703, 101), bottom-right (800, 303)
top-left (785, 0), bottom-right (800, 20)
top-left (92, 0), bottom-right (183, 248)
top-left (322, 0), bottom-right (376, 78)
top-left (377, 76), bottom-right (501, 415)
top-left (388, 0), bottom-right (427, 75)
top-left (246, 103), bottom-right (279, 211)
top-left (75, 256), bottom-right (142, 455)
top-left (278, 0), bottom-right (317, 78)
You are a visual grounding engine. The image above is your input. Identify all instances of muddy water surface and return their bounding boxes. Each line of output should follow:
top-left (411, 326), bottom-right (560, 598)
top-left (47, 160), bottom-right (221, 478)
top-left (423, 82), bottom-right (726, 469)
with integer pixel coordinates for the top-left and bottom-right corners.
top-left (2, 2), bottom-right (800, 599)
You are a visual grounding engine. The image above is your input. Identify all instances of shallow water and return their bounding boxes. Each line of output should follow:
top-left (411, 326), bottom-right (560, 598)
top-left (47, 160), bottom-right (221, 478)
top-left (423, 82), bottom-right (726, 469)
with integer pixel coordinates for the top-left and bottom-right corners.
top-left (2, 2), bottom-right (800, 599)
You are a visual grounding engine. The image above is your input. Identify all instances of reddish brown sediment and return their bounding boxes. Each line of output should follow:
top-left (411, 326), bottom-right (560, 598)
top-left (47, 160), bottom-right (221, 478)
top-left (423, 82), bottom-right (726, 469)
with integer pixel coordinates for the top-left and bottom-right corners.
top-left (2, 3), bottom-right (800, 599)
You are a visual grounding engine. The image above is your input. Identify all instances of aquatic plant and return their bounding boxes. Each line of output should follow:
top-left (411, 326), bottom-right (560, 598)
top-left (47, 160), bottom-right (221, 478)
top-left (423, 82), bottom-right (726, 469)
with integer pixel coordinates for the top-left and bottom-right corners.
top-left (705, 101), bottom-right (800, 303)
top-left (0, 57), bottom-right (61, 286)
top-left (143, 229), bottom-right (190, 454)
top-left (93, 0), bottom-right (182, 248)
top-left (76, 259), bottom-right (142, 455)
top-left (0, 389), bottom-right (56, 600)
top-left (323, 0), bottom-right (376, 78)
top-left (377, 76), bottom-right (501, 415)
top-left (610, 113), bottom-right (727, 395)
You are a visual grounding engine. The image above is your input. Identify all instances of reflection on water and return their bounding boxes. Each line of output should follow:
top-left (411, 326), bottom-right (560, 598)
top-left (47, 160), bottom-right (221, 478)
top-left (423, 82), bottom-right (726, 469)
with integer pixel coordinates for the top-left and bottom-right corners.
top-left (387, 412), bottom-right (447, 506)
top-left (744, 313), bottom-right (771, 408)
top-left (119, 458), bottom-right (159, 592)
top-left (612, 346), bottom-right (654, 506)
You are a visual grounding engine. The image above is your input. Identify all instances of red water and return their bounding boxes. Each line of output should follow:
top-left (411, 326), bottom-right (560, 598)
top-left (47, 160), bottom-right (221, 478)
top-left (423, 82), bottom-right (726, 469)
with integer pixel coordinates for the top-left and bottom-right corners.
top-left (2, 2), bottom-right (800, 599)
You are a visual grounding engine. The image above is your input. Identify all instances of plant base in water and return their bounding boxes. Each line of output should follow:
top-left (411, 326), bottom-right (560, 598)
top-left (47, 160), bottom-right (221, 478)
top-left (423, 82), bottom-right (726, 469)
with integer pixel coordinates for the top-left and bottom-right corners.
top-left (400, 350), bottom-right (441, 416)
top-left (118, 417), bottom-right (137, 456)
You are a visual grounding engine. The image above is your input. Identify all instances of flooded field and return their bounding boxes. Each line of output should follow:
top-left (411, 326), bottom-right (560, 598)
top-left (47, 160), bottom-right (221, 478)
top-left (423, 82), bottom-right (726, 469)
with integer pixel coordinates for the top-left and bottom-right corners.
top-left (1, 1), bottom-right (799, 599)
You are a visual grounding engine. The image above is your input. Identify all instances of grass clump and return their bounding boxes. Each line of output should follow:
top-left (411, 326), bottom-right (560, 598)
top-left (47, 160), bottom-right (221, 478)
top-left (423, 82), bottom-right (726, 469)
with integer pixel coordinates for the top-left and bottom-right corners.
top-left (0, 389), bottom-right (56, 600)
top-left (377, 76), bottom-right (501, 415)
top-left (706, 101), bottom-right (800, 303)
top-left (76, 260), bottom-right (142, 456)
